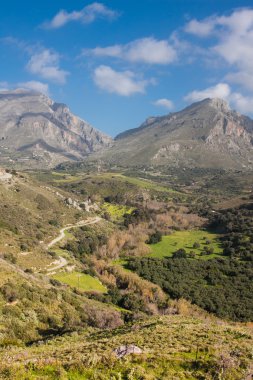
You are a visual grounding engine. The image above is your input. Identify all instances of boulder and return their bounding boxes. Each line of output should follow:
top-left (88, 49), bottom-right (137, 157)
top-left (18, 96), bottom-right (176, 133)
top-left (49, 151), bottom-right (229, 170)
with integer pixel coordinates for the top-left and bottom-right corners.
top-left (114, 344), bottom-right (143, 359)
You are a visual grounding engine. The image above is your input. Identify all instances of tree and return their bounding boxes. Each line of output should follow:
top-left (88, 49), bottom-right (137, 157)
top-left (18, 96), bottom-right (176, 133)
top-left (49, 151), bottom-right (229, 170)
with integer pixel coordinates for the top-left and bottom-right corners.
top-left (172, 249), bottom-right (187, 259)
top-left (146, 231), bottom-right (162, 244)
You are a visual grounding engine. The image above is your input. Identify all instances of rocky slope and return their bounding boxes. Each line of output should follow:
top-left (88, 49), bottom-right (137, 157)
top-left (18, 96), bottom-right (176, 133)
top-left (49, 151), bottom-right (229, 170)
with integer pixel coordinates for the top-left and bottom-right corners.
top-left (97, 98), bottom-right (253, 170)
top-left (0, 89), bottom-right (112, 167)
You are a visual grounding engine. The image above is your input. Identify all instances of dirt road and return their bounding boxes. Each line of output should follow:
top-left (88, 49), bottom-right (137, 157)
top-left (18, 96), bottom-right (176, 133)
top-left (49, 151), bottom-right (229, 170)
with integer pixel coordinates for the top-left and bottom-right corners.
top-left (46, 216), bottom-right (101, 272)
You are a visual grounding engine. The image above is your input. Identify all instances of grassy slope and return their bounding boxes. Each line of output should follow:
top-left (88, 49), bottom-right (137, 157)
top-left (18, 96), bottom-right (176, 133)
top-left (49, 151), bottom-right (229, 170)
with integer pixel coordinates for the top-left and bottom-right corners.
top-left (0, 314), bottom-right (252, 379)
top-left (0, 173), bottom-right (82, 254)
top-left (0, 257), bottom-right (123, 346)
top-left (148, 230), bottom-right (223, 259)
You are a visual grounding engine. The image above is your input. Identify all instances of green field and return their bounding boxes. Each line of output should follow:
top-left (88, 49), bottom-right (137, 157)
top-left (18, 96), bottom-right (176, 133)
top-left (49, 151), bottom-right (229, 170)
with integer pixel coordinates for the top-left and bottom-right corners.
top-left (149, 230), bottom-right (223, 259)
top-left (52, 271), bottom-right (107, 293)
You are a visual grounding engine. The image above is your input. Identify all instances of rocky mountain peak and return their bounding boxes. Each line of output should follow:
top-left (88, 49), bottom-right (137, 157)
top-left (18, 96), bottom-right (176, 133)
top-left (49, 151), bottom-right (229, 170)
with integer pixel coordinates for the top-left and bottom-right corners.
top-left (205, 98), bottom-right (231, 113)
top-left (0, 89), bottom-right (112, 168)
top-left (97, 97), bottom-right (253, 170)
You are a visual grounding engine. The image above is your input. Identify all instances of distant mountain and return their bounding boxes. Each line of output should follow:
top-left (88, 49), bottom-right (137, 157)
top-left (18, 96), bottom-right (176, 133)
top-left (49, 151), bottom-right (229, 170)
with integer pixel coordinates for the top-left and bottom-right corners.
top-left (96, 98), bottom-right (253, 170)
top-left (0, 89), bottom-right (112, 167)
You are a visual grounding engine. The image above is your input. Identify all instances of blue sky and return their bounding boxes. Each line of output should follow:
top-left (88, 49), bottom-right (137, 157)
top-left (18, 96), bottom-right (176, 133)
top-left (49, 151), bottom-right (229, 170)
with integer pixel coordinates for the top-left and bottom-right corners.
top-left (1, 0), bottom-right (253, 136)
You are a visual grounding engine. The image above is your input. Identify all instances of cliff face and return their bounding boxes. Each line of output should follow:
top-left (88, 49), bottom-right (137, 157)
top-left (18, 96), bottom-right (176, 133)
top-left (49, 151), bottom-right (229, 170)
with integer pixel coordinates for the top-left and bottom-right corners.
top-left (0, 89), bottom-right (112, 167)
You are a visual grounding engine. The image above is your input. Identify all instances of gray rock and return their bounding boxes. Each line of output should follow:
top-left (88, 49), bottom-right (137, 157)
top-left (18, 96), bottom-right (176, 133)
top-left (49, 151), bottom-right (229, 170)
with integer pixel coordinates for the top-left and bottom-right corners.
top-left (114, 344), bottom-right (143, 358)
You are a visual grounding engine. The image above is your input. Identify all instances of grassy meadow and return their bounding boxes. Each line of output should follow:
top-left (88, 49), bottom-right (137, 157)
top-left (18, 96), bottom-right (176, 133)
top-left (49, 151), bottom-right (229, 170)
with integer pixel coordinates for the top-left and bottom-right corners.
top-left (148, 230), bottom-right (223, 259)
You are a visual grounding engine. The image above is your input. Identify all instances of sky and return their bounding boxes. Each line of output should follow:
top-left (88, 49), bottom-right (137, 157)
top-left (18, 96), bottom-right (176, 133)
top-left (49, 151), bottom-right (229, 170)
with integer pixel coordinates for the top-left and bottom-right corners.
top-left (1, 0), bottom-right (253, 137)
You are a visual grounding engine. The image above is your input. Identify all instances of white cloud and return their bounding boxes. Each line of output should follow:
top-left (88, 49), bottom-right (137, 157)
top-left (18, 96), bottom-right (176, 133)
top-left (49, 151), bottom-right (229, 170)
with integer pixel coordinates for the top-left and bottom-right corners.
top-left (44, 2), bottom-right (118, 29)
top-left (85, 37), bottom-right (177, 64)
top-left (225, 71), bottom-right (253, 92)
top-left (185, 9), bottom-right (253, 93)
top-left (18, 81), bottom-right (49, 95)
top-left (125, 38), bottom-right (176, 64)
top-left (184, 83), bottom-right (231, 103)
top-left (93, 65), bottom-right (152, 96)
top-left (229, 92), bottom-right (253, 114)
top-left (153, 98), bottom-right (174, 110)
top-left (89, 45), bottom-right (122, 58)
top-left (26, 50), bottom-right (69, 84)
top-left (185, 18), bottom-right (215, 37)
top-left (213, 11), bottom-right (253, 72)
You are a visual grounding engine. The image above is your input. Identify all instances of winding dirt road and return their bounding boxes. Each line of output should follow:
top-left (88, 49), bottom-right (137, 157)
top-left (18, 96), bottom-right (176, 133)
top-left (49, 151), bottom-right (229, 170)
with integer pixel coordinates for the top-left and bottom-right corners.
top-left (47, 217), bottom-right (101, 249)
top-left (46, 216), bottom-right (101, 273)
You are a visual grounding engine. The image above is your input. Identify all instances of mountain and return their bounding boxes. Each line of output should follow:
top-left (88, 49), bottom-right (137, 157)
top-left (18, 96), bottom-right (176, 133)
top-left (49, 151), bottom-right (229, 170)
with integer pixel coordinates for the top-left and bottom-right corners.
top-left (1, 92), bottom-right (253, 170)
top-left (0, 89), bottom-right (112, 168)
top-left (96, 98), bottom-right (253, 170)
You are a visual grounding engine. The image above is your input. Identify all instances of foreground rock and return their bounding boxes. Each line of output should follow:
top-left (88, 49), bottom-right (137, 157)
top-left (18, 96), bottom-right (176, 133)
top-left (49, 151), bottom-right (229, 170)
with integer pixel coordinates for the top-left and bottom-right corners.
top-left (114, 345), bottom-right (143, 358)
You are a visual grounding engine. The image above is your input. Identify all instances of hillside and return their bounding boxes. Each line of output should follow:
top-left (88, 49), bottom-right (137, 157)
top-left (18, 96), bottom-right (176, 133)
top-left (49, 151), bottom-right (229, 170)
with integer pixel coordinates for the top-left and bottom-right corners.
top-left (0, 89), bottom-right (112, 168)
top-left (1, 313), bottom-right (252, 380)
top-left (0, 167), bottom-right (252, 379)
top-left (94, 98), bottom-right (253, 170)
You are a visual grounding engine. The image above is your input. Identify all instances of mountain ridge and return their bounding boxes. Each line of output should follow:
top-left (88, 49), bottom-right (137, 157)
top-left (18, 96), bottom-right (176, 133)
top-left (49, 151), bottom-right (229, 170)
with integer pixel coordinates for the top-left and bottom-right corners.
top-left (1, 90), bottom-right (253, 170)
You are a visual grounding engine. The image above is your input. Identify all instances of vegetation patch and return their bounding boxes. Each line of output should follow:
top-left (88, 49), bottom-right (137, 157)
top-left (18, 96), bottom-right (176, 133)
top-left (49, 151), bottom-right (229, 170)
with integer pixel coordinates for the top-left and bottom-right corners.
top-left (101, 202), bottom-right (134, 221)
top-left (52, 271), bottom-right (107, 293)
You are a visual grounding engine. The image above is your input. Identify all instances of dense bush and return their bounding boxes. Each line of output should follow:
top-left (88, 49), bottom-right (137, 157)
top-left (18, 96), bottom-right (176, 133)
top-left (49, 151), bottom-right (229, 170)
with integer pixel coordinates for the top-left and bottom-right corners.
top-left (209, 202), bottom-right (253, 261)
top-left (64, 226), bottom-right (108, 260)
top-left (123, 208), bottom-right (154, 227)
top-left (127, 257), bottom-right (253, 321)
